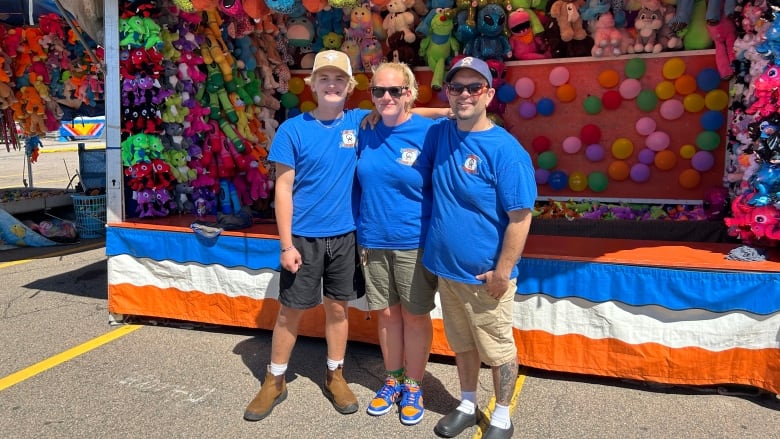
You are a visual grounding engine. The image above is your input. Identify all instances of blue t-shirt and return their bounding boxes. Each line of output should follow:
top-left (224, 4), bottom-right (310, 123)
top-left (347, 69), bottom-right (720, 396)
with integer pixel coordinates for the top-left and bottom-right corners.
top-left (422, 119), bottom-right (537, 284)
top-left (356, 114), bottom-right (435, 249)
top-left (268, 108), bottom-right (370, 237)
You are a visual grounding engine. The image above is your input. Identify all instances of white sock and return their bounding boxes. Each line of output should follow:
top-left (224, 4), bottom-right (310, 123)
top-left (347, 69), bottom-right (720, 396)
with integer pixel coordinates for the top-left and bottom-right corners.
top-left (490, 404), bottom-right (511, 429)
top-left (456, 398), bottom-right (476, 415)
top-left (268, 362), bottom-right (287, 377)
top-left (326, 358), bottom-right (343, 371)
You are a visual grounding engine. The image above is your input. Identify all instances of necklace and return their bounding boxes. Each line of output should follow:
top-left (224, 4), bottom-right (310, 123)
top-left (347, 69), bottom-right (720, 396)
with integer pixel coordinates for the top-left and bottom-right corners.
top-left (311, 110), bottom-right (344, 129)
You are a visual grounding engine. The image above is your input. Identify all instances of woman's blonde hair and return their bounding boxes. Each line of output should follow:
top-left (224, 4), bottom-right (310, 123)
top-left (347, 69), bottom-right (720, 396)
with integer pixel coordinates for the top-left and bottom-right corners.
top-left (371, 62), bottom-right (419, 111)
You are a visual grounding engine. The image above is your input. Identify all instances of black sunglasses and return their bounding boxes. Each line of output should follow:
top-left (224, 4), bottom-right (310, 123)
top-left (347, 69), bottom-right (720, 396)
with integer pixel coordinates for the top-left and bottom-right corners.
top-left (370, 86), bottom-right (408, 98)
top-left (446, 82), bottom-right (488, 97)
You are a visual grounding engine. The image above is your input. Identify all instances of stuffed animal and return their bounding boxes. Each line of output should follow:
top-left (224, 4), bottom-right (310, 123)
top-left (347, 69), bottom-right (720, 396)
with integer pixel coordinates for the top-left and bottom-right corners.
top-left (549, 0), bottom-right (588, 42)
top-left (508, 9), bottom-right (548, 60)
top-left (539, 15), bottom-right (595, 57)
top-left (416, 0), bottom-right (455, 35)
top-left (385, 31), bottom-right (421, 65)
top-left (591, 11), bottom-right (625, 56)
top-left (345, 3), bottom-right (375, 41)
top-left (656, 3), bottom-right (683, 51)
top-left (360, 36), bottom-right (384, 72)
top-left (419, 11), bottom-right (459, 90)
top-left (383, 0), bottom-right (417, 44)
top-left (633, 2), bottom-right (664, 53)
top-left (746, 64), bottom-right (780, 119)
top-left (340, 37), bottom-right (363, 73)
top-left (469, 4), bottom-right (512, 60)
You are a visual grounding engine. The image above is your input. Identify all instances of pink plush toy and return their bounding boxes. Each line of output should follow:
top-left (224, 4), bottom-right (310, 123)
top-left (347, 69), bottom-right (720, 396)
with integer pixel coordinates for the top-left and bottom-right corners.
top-left (591, 11), bottom-right (624, 57)
top-left (508, 9), bottom-right (547, 60)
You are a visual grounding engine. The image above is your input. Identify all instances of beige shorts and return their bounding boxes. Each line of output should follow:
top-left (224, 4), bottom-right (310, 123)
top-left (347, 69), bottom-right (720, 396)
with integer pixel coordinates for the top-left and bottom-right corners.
top-left (361, 248), bottom-right (437, 315)
top-left (438, 277), bottom-right (517, 366)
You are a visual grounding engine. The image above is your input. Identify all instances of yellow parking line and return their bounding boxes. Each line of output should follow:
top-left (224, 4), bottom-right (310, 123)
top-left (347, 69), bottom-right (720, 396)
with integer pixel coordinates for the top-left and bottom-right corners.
top-left (473, 368), bottom-right (527, 438)
top-left (0, 241), bottom-right (105, 269)
top-left (0, 325), bottom-right (142, 392)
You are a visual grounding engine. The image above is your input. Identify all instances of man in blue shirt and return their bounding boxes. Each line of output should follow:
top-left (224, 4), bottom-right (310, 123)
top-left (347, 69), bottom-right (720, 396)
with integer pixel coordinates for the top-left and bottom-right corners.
top-left (423, 57), bottom-right (537, 439)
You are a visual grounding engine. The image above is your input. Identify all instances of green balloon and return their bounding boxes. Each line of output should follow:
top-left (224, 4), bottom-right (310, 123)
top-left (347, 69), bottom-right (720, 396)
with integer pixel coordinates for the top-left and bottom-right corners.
top-left (280, 92), bottom-right (299, 109)
top-left (588, 171), bottom-right (608, 192)
top-left (636, 90), bottom-right (658, 112)
top-left (583, 95), bottom-right (602, 115)
top-left (625, 58), bottom-right (647, 79)
top-left (537, 151), bottom-right (558, 170)
top-left (696, 131), bottom-right (721, 151)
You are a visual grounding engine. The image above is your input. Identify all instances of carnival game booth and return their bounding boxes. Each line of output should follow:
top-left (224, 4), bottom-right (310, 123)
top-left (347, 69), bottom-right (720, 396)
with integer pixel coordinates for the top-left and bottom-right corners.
top-left (102, 0), bottom-right (780, 396)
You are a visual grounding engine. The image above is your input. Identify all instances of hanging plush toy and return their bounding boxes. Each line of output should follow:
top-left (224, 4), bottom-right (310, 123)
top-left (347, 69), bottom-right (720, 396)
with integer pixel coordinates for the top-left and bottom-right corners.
top-left (419, 11), bottom-right (459, 90)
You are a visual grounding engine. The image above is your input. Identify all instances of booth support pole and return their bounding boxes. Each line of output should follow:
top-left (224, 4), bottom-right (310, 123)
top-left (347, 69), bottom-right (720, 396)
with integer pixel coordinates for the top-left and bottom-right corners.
top-left (104, 0), bottom-right (123, 223)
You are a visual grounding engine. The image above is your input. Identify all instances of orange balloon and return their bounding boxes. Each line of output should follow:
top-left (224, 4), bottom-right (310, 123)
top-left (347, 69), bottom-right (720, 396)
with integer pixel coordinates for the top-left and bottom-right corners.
top-left (678, 169), bottom-right (701, 189)
top-left (598, 69), bottom-right (620, 88)
top-left (556, 83), bottom-right (577, 102)
top-left (674, 74), bottom-right (697, 95)
top-left (417, 85), bottom-right (433, 104)
top-left (654, 149), bottom-right (677, 170)
top-left (608, 161), bottom-right (630, 181)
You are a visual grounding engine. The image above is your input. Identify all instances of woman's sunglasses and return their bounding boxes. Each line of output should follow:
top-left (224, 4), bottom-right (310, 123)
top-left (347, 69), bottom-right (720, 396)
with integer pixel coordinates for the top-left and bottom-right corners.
top-left (370, 86), bottom-right (408, 99)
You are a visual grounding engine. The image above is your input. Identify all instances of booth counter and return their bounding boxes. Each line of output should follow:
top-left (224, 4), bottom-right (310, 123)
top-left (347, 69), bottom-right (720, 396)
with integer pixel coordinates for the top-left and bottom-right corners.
top-left (106, 220), bottom-right (780, 395)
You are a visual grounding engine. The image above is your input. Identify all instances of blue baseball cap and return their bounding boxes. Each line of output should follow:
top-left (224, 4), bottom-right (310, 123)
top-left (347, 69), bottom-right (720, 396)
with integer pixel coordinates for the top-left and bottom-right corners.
top-left (445, 57), bottom-right (492, 85)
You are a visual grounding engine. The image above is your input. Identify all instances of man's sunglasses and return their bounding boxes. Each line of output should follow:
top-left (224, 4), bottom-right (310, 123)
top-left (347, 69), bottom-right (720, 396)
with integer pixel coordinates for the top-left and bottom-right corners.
top-left (370, 86), bottom-right (408, 98)
top-left (446, 83), bottom-right (489, 97)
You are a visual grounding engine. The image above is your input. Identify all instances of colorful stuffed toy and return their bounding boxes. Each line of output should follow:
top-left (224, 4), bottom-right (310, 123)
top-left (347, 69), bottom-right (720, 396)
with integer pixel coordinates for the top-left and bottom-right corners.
top-left (508, 9), bottom-right (548, 60)
top-left (469, 4), bottom-right (512, 60)
top-left (419, 11), bottom-right (459, 90)
top-left (549, 0), bottom-right (588, 42)
top-left (591, 11), bottom-right (626, 56)
top-left (633, 1), bottom-right (664, 53)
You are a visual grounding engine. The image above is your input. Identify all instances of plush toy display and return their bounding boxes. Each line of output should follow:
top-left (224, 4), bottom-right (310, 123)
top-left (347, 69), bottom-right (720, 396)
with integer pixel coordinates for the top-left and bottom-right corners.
top-left (591, 11), bottom-right (626, 56)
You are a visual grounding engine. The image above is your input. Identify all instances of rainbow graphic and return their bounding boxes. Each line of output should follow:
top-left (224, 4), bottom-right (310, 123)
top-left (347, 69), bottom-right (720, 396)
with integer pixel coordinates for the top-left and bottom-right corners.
top-left (58, 116), bottom-right (105, 141)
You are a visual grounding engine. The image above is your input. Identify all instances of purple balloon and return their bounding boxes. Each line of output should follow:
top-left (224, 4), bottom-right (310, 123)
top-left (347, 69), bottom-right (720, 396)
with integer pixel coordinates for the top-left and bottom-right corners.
top-left (691, 151), bottom-right (715, 171)
top-left (535, 168), bottom-right (550, 184)
top-left (585, 144), bottom-right (605, 161)
top-left (638, 148), bottom-right (656, 165)
top-left (630, 163), bottom-right (651, 183)
top-left (518, 101), bottom-right (537, 119)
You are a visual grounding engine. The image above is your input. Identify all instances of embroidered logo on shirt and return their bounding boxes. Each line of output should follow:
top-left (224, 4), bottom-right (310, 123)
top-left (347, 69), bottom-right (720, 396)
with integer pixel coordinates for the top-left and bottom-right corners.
top-left (462, 154), bottom-right (480, 174)
top-left (397, 148), bottom-right (419, 166)
top-left (341, 130), bottom-right (357, 148)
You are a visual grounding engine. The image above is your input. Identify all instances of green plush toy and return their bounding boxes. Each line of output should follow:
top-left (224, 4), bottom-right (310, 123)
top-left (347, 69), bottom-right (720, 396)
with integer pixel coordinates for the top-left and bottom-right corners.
top-left (205, 64), bottom-right (238, 124)
top-left (419, 11), bottom-right (459, 90)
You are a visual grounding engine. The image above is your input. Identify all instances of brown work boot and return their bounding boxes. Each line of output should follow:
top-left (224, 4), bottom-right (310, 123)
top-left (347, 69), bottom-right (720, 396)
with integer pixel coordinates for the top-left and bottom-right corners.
top-left (243, 370), bottom-right (287, 421)
top-left (323, 366), bottom-right (358, 414)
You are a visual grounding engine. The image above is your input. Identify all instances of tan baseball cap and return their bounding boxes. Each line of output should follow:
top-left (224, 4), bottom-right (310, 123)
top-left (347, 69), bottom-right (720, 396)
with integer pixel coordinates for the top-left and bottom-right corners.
top-left (311, 50), bottom-right (353, 77)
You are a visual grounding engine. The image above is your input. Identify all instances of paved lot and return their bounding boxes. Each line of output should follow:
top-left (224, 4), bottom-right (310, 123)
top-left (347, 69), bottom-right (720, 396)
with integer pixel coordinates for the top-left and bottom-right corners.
top-left (0, 241), bottom-right (778, 438)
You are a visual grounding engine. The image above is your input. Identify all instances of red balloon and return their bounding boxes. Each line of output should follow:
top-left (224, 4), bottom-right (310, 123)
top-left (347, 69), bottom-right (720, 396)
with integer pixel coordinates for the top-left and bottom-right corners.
top-left (532, 136), bottom-right (552, 153)
top-left (602, 90), bottom-right (622, 110)
top-left (580, 124), bottom-right (602, 144)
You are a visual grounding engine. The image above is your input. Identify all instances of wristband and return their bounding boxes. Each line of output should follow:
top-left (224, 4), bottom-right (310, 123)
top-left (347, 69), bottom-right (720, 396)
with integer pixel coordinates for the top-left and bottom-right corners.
top-left (281, 245), bottom-right (295, 253)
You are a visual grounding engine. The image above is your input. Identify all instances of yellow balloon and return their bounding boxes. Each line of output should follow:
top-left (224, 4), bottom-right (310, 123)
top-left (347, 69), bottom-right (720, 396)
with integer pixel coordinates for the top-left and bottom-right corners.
top-left (611, 137), bottom-right (634, 159)
top-left (655, 80), bottom-right (676, 100)
top-left (598, 69), bottom-right (620, 88)
top-left (683, 93), bottom-right (705, 113)
top-left (662, 57), bottom-right (686, 80)
top-left (299, 100), bottom-right (317, 113)
top-left (569, 171), bottom-right (588, 191)
top-left (674, 74), bottom-right (697, 95)
top-left (704, 89), bottom-right (729, 111)
top-left (358, 99), bottom-right (374, 110)
top-left (679, 144), bottom-right (696, 159)
top-left (354, 73), bottom-right (370, 91)
top-left (288, 77), bottom-right (305, 95)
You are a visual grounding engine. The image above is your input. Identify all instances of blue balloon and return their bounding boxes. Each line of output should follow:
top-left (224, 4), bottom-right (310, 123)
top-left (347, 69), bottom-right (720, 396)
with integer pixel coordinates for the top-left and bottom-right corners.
top-left (700, 110), bottom-right (724, 131)
top-left (537, 98), bottom-right (555, 116)
top-left (548, 170), bottom-right (568, 190)
top-left (496, 83), bottom-right (518, 103)
top-left (696, 68), bottom-right (721, 92)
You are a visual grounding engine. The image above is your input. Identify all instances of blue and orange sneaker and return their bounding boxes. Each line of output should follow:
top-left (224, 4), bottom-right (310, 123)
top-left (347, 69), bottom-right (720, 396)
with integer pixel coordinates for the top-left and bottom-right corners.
top-left (366, 376), bottom-right (402, 416)
top-left (399, 382), bottom-right (424, 425)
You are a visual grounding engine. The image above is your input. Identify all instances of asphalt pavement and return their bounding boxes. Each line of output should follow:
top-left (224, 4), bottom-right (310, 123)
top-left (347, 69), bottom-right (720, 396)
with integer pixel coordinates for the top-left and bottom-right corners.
top-left (0, 240), bottom-right (778, 439)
